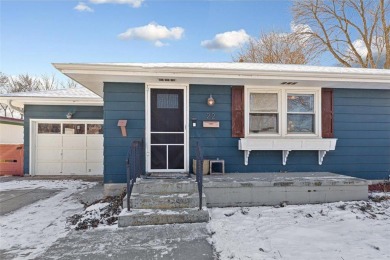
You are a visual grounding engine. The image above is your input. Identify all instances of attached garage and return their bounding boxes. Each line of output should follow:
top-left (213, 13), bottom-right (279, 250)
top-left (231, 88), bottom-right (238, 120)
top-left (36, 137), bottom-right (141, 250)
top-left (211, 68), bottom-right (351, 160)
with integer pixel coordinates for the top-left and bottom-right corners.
top-left (0, 88), bottom-right (104, 176)
top-left (31, 120), bottom-right (103, 175)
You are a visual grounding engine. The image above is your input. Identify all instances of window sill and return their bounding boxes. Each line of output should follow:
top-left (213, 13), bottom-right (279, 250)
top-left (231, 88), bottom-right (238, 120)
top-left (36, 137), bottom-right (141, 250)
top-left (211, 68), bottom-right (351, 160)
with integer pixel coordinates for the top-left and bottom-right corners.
top-left (238, 137), bottom-right (337, 166)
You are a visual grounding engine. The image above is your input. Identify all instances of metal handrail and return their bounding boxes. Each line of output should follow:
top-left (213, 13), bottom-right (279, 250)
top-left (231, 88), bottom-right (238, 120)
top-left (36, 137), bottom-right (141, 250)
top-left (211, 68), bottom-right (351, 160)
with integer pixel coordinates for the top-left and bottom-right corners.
top-left (126, 140), bottom-right (143, 211)
top-left (195, 141), bottom-right (204, 210)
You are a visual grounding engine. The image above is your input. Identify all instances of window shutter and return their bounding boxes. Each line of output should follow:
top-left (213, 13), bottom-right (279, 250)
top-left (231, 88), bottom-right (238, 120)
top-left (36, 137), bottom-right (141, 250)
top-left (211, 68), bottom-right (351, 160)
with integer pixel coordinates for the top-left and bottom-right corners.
top-left (322, 88), bottom-right (334, 138)
top-left (232, 86), bottom-right (245, 137)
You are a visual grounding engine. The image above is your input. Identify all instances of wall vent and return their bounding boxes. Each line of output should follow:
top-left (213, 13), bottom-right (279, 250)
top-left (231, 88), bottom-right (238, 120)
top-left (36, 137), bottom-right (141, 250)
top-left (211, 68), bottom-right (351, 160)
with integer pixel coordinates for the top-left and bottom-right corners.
top-left (281, 82), bottom-right (298, 85)
top-left (158, 78), bottom-right (176, 82)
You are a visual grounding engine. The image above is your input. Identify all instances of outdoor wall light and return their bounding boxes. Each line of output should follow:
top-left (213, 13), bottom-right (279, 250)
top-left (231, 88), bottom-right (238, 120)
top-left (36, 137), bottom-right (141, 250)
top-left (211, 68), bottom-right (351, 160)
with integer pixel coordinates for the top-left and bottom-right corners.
top-left (207, 94), bottom-right (215, 106)
top-left (66, 112), bottom-right (73, 119)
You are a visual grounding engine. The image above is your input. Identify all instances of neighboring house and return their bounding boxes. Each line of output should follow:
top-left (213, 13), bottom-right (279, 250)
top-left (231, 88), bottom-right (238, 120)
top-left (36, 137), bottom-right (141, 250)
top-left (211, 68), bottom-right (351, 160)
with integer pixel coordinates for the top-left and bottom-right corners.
top-left (0, 116), bottom-right (23, 144)
top-left (0, 116), bottom-right (24, 176)
top-left (0, 63), bottom-right (389, 189)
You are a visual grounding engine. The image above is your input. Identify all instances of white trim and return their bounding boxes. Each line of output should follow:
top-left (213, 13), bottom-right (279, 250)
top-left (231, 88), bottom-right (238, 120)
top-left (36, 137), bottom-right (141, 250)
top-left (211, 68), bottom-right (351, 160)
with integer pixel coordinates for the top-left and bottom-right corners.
top-left (145, 83), bottom-right (189, 173)
top-left (29, 119), bottom-right (103, 176)
top-left (239, 138), bottom-right (337, 165)
top-left (53, 63), bottom-right (390, 97)
top-left (245, 86), bottom-right (321, 138)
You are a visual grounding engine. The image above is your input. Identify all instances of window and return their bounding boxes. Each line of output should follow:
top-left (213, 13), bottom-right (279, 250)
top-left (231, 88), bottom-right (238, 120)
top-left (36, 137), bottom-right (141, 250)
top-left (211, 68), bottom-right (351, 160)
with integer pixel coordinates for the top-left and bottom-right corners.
top-left (38, 123), bottom-right (61, 134)
top-left (87, 124), bottom-right (104, 134)
top-left (287, 94), bottom-right (315, 133)
top-left (246, 87), bottom-right (320, 137)
top-left (63, 124), bottom-right (85, 134)
top-left (249, 93), bottom-right (279, 134)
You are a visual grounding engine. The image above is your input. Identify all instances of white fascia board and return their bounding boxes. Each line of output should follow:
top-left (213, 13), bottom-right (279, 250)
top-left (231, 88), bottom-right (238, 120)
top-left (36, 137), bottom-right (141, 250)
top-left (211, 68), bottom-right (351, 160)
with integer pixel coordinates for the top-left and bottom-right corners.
top-left (53, 63), bottom-right (390, 94)
top-left (53, 63), bottom-right (390, 82)
top-left (4, 97), bottom-right (103, 108)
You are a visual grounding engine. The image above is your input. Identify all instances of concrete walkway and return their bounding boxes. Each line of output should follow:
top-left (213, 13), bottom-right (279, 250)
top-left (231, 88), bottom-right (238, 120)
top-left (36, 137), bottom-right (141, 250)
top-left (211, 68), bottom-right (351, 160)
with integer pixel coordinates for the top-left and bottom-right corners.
top-left (39, 223), bottom-right (214, 260)
top-left (0, 176), bottom-right (215, 260)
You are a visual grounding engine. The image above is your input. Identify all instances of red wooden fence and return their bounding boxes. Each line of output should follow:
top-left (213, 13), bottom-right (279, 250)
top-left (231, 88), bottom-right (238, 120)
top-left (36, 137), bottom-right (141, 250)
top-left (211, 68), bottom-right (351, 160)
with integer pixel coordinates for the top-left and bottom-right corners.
top-left (0, 144), bottom-right (24, 176)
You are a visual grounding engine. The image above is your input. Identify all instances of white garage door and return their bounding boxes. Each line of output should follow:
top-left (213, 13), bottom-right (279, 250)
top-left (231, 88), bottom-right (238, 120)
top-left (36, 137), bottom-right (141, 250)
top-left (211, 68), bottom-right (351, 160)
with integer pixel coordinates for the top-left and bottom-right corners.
top-left (34, 120), bottom-right (103, 175)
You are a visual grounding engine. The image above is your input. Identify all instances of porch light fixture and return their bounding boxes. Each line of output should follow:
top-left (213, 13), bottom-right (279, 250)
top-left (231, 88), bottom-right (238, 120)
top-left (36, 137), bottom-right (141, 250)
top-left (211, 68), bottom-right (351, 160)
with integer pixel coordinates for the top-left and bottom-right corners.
top-left (207, 94), bottom-right (215, 106)
top-left (66, 112), bottom-right (73, 119)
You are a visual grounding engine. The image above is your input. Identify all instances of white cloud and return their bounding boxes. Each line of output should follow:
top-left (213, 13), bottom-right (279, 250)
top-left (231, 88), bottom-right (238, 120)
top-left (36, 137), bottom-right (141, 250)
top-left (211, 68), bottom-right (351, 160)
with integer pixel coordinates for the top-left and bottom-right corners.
top-left (201, 29), bottom-right (250, 50)
top-left (89, 0), bottom-right (144, 8)
top-left (154, 41), bottom-right (169, 47)
top-left (118, 22), bottom-right (184, 47)
top-left (290, 22), bottom-right (312, 34)
top-left (348, 38), bottom-right (386, 67)
top-left (74, 2), bottom-right (94, 12)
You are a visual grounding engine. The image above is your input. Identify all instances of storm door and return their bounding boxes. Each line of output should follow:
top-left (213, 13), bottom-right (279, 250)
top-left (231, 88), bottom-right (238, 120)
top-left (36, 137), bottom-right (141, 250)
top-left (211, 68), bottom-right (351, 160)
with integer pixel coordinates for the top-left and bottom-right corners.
top-left (148, 88), bottom-right (186, 172)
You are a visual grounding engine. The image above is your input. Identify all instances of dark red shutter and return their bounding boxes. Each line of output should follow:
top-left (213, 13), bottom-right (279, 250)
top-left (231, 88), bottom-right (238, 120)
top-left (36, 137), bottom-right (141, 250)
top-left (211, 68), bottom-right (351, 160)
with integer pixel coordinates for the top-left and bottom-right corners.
top-left (232, 86), bottom-right (245, 137)
top-left (322, 88), bottom-right (334, 138)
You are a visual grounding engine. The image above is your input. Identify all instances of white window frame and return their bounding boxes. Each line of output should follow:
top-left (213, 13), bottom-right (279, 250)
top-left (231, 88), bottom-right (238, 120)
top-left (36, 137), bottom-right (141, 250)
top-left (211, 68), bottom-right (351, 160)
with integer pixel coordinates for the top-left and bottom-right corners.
top-left (245, 86), bottom-right (321, 138)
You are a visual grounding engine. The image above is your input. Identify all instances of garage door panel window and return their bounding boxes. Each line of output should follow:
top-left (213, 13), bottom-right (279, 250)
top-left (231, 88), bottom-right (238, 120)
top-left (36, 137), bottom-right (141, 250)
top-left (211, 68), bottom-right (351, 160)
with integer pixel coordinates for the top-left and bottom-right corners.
top-left (38, 123), bottom-right (61, 134)
top-left (87, 124), bottom-right (103, 134)
top-left (63, 124), bottom-right (85, 134)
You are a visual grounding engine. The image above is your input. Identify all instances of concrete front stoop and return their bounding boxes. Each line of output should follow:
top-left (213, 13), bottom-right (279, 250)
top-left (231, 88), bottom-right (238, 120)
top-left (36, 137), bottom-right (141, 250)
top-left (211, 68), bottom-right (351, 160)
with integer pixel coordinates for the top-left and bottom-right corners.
top-left (118, 178), bottom-right (209, 227)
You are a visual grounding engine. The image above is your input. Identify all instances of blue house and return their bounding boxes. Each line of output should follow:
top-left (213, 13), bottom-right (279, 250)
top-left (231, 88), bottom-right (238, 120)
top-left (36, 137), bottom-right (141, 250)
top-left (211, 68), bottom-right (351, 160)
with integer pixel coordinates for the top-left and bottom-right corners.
top-left (1, 63), bottom-right (389, 194)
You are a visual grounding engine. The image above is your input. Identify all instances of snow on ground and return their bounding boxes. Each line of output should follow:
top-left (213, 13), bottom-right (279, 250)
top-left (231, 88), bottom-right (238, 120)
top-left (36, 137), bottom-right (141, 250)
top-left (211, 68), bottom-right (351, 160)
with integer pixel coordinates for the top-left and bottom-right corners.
top-left (0, 180), bottom-right (96, 259)
top-left (208, 192), bottom-right (390, 260)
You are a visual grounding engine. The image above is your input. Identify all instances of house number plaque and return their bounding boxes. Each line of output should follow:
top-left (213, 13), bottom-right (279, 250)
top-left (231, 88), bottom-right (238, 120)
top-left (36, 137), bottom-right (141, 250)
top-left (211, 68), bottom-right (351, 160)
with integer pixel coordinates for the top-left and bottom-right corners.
top-left (206, 112), bottom-right (216, 120)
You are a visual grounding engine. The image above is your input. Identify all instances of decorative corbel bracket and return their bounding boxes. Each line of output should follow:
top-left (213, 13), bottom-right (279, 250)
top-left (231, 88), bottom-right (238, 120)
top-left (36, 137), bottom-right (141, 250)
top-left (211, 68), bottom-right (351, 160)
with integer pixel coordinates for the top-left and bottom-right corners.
top-left (282, 150), bottom-right (290, 165)
top-left (244, 150), bottom-right (251, 166)
top-left (318, 150), bottom-right (327, 165)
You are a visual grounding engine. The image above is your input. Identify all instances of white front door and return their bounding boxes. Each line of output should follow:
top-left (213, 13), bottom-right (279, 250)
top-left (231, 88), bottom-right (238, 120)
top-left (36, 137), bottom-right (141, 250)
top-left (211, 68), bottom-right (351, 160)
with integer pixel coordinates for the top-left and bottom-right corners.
top-left (146, 85), bottom-right (188, 173)
top-left (33, 120), bottom-right (103, 175)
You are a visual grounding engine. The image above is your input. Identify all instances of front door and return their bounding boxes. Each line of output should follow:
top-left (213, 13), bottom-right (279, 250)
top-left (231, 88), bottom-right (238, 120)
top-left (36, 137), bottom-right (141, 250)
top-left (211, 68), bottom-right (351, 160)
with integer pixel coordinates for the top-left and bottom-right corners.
top-left (147, 87), bottom-right (187, 173)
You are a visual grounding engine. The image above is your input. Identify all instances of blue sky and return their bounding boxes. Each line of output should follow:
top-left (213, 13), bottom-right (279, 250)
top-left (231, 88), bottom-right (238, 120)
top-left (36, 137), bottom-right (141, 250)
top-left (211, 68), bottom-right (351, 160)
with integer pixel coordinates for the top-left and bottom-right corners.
top-left (1, 0), bottom-right (304, 78)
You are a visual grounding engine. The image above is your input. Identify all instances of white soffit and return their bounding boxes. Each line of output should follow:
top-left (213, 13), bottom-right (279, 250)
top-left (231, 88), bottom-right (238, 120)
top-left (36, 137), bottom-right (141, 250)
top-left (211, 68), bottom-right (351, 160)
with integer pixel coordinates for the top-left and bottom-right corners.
top-left (53, 63), bottom-right (390, 97)
top-left (0, 88), bottom-right (103, 107)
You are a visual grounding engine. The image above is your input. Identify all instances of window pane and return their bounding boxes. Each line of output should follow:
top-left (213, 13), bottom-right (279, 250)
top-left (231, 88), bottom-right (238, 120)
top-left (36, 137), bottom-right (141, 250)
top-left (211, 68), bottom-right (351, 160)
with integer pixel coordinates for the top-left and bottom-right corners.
top-left (288, 94), bottom-right (314, 112)
top-left (287, 114), bottom-right (314, 133)
top-left (249, 113), bottom-right (278, 133)
top-left (38, 123), bottom-right (61, 134)
top-left (250, 93), bottom-right (278, 112)
top-left (63, 124), bottom-right (85, 134)
top-left (87, 124), bottom-right (103, 134)
top-left (151, 145), bottom-right (167, 169)
top-left (157, 94), bottom-right (178, 109)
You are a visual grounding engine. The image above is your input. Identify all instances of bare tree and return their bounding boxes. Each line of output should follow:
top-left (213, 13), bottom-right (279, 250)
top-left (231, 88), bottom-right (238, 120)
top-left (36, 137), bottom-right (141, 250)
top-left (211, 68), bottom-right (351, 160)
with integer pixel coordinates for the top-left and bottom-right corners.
top-left (60, 78), bottom-right (80, 89)
top-left (293, 0), bottom-right (390, 69)
top-left (235, 28), bottom-right (319, 64)
top-left (0, 72), bottom-right (80, 118)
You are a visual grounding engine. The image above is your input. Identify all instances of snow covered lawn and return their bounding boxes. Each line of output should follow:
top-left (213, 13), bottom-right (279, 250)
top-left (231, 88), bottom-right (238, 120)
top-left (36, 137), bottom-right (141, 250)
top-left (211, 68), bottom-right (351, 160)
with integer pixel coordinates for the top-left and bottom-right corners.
top-left (207, 193), bottom-right (390, 260)
top-left (0, 180), bottom-right (96, 259)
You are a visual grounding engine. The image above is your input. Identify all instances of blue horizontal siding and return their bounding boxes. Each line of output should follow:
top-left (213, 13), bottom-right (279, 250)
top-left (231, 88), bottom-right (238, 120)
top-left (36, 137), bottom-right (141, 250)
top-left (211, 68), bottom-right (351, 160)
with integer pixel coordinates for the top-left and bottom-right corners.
top-left (23, 105), bottom-right (103, 174)
top-left (103, 84), bottom-right (390, 183)
top-left (189, 87), bottom-right (390, 180)
top-left (103, 83), bottom-right (145, 183)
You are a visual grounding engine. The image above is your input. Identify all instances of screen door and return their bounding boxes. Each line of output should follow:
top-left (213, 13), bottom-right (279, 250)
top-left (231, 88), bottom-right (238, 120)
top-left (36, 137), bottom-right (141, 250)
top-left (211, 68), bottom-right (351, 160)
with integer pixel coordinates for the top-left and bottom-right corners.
top-left (149, 88), bottom-right (185, 171)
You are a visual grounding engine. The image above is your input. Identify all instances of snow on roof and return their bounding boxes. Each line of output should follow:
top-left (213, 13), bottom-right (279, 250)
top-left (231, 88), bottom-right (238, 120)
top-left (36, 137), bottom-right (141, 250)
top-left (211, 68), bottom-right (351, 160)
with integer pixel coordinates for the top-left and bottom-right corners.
top-left (91, 62), bottom-right (390, 76)
top-left (0, 87), bottom-right (100, 98)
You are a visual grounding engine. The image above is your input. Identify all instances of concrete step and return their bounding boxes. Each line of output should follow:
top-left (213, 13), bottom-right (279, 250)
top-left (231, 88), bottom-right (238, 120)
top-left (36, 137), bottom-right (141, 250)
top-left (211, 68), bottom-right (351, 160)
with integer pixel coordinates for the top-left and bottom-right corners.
top-left (132, 178), bottom-right (198, 194)
top-left (118, 207), bottom-right (210, 227)
top-left (123, 192), bottom-right (206, 209)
